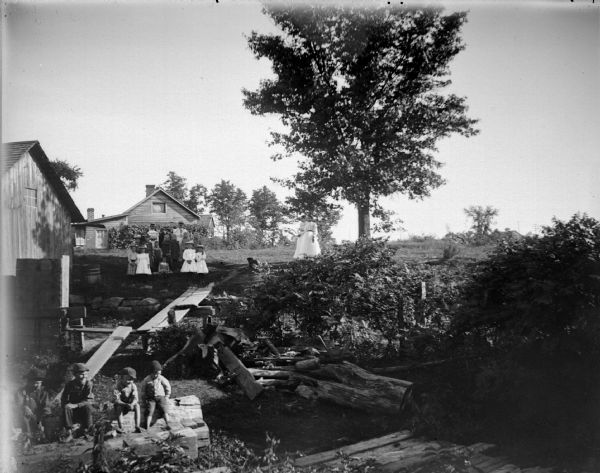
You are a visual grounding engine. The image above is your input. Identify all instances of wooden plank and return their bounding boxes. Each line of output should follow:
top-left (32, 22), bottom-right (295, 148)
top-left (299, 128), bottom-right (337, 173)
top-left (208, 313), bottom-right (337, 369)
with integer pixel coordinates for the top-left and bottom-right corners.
top-left (85, 326), bottom-right (133, 378)
top-left (293, 431), bottom-right (413, 467)
top-left (61, 255), bottom-right (69, 308)
top-left (66, 327), bottom-right (118, 333)
top-left (217, 345), bottom-right (264, 400)
top-left (137, 284), bottom-right (213, 332)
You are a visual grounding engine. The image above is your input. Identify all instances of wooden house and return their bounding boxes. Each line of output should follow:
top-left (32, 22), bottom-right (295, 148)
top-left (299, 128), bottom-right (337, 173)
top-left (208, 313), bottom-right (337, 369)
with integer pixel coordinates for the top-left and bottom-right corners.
top-left (76, 185), bottom-right (215, 249)
top-left (1, 141), bottom-right (84, 276)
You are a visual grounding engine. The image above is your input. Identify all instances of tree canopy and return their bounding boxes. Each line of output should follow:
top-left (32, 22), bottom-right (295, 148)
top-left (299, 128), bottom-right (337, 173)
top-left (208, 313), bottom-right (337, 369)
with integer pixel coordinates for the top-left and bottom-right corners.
top-left (248, 186), bottom-right (285, 246)
top-left (161, 171), bottom-right (207, 214)
top-left (50, 159), bottom-right (83, 191)
top-left (284, 187), bottom-right (342, 243)
top-left (244, 5), bottom-right (478, 236)
top-left (207, 180), bottom-right (248, 243)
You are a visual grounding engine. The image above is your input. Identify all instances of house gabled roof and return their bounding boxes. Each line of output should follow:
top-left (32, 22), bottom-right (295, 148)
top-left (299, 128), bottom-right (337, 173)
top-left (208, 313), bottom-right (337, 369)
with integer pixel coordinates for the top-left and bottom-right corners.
top-left (2, 141), bottom-right (85, 222)
top-left (87, 187), bottom-right (214, 226)
top-left (121, 187), bottom-right (202, 218)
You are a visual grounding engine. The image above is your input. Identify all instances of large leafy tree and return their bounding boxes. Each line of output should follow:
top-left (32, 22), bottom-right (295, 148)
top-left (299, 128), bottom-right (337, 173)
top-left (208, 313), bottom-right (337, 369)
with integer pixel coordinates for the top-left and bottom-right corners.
top-left (50, 159), bottom-right (83, 191)
top-left (244, 5), bottom-right (478, 237)
top-left (249, 186), bottom-right (285, 246)
top-left (207, 180), bottom-right (248, 243)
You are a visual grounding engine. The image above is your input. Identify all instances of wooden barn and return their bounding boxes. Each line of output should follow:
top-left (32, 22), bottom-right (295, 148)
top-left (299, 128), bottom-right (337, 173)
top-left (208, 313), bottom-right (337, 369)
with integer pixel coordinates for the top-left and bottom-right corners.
top-left (77, 185), bottom-right (215, 249)
top-left (1, 140), bottom-right (84, 275)
top-left (2, 140), bottom-right (84, 350)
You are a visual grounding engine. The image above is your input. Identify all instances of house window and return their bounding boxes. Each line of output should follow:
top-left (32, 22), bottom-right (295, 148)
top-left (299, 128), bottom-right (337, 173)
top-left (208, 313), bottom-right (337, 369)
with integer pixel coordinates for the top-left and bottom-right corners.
top-left (152, 202), bottom-right (166, 213)
top-left (24, 187), bottom-right (38, 207)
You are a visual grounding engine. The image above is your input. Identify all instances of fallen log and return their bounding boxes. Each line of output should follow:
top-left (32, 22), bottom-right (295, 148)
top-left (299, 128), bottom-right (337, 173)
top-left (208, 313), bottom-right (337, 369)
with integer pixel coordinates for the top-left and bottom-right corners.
top-left (292, 362), bottom-right (413, 413)
top-left (256, 378), bottom-right (299, 388)
top-left (217, 345), bottom-right (264, 400)
top-left (295, 377), bottom-right (412, 413)
top-left (307, 361), bottom-right (413, 389)
top-left (248, 368), bottom-right (291, 379)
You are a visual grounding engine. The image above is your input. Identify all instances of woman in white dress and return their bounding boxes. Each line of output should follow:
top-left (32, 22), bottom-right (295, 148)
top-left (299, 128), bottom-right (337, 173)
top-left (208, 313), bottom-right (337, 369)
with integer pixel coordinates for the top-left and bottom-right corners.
top-left (293, 219), bottom-right (321, 259)
top-left (135, 246), bottom-right (152, 275)
top-left (180, 241), bottom-right (197, 273)
top-left (195, 245), bottom-right (209, 274)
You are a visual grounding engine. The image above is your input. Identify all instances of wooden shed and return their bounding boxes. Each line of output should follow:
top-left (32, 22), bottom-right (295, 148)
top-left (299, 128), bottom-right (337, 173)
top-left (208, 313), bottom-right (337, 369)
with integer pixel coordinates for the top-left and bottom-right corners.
top-left (1, 141), bottom-right (84, 275)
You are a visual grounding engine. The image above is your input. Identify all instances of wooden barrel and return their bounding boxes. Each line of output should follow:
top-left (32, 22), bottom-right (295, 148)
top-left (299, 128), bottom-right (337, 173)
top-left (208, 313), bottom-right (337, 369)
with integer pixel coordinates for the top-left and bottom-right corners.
top-left (83, 265), bottom-right (101, 284)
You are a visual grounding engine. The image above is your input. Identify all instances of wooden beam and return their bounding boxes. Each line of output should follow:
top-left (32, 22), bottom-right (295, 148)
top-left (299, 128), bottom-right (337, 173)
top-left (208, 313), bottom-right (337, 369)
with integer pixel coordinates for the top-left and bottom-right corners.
top-left (137, 284), bottom-right (213, 333)
top-left (86, 326), bottom-right (132, 379)
top-left (61, 255), bottom-right (70, 308)
top-left (66, 327), bottom-right (117, 334)
top-left (293, 431), bottom-right (412, 467)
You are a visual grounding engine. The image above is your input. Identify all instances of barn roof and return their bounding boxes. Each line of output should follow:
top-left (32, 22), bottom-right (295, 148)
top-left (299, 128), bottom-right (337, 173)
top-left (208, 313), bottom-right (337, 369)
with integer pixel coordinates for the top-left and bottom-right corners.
top-left (2, 140), bottom-right (85, 222)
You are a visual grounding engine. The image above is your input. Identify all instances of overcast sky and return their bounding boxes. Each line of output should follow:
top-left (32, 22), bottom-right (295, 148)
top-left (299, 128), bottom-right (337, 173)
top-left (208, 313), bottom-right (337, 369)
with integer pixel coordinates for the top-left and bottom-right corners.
top-left (2, 0), bottom-right (598, 241)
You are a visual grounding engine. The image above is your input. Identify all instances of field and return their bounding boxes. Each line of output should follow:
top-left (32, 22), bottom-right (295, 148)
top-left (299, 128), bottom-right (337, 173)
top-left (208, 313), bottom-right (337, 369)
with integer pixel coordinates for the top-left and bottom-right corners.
top-left (77, 239), bottom-right (493, 265)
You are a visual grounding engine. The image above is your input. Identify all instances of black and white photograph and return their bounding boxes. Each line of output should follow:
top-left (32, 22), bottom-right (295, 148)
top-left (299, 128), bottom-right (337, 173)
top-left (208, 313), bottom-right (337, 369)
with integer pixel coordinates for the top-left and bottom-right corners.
top-left (1, 0), bottom-right (599, 472)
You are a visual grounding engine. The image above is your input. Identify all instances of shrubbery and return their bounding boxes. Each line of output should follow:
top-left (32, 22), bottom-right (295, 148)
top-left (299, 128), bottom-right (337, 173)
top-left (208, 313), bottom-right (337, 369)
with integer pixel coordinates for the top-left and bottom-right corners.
top-left (108, 224), bottom-right (210, 249)
top-left (416, 214), bottom-right (600, 460)
top-left (243, 239), bottom-right (462, 362)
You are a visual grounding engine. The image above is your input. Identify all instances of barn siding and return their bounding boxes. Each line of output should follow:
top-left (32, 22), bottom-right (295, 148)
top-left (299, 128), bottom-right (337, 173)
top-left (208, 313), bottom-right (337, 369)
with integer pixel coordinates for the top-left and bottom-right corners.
top-left (128, 192), bottom-right (199, 225)
top-left (1, 152), bottom-right (72, 275)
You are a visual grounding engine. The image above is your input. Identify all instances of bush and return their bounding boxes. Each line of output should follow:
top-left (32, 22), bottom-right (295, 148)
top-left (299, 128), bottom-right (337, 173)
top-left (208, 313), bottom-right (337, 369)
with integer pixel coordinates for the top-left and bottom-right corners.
top-left (415, 214), bottom-right (600, 460)
top-left (243, 239), bottom-right (460, 361)
top-left (454, 213), bottom-right (600, 340)
top-left (108, 224), bottom-right (210, 249)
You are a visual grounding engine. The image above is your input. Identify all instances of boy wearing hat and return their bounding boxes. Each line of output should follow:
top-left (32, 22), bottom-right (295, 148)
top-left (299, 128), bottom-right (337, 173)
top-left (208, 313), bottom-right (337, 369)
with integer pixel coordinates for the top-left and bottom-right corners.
top-left (140, 361), bottom-right (171, 430)
top-left (16, 368), bottom-right (51, 441)
top-left (61, 363), bottom-right (94, 442)
top-left (114, 367), bottom-right (142, 433)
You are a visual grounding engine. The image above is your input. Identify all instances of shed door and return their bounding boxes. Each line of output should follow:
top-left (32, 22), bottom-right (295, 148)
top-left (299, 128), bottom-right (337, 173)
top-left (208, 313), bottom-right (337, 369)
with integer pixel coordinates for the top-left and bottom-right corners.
top-left (95, 229), bottom-right (107, 249)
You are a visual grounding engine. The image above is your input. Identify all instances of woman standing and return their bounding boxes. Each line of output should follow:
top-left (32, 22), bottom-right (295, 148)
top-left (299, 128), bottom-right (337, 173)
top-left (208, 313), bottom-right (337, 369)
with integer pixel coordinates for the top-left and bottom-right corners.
top-left (293, 218), bottom-right (321, 259)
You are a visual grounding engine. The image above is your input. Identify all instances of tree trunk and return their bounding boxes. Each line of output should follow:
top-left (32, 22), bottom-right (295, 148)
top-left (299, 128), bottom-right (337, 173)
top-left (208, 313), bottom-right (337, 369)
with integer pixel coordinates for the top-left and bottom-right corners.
top-left (358, 201), bottom-right (371, 238)
top-left (294, 362), bottom-right (413, 413)
top-left (295, 378), bottom-right (411, 413)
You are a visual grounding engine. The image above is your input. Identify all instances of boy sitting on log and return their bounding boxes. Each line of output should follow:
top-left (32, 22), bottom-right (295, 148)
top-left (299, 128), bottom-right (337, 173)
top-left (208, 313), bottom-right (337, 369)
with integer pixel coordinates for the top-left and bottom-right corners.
top-left (61, 363), bottom-right (94, 442)
top-left (16, 368), bottom-right (52, 444)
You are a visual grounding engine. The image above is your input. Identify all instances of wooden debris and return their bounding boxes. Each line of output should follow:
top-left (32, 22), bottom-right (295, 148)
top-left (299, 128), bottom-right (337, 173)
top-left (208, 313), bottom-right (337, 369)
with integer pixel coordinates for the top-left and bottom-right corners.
top-left (256, 378), bottom-right (299, 388)
top-left (217, 345), bottom-right (264, 400)
top-left (294, 431), bottom-right (412, 467)
top-left (248, 368), bottom-right (291, 379)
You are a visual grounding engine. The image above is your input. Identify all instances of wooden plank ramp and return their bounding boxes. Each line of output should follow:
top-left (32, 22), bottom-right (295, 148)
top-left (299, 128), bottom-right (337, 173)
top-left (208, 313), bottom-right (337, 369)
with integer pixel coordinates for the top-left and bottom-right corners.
top-left (137, 283), bottom-right (214, 333)
top-left (293, 431), bottom-right (555, 472)
top-left (85, 325), bottom-right (133, 379)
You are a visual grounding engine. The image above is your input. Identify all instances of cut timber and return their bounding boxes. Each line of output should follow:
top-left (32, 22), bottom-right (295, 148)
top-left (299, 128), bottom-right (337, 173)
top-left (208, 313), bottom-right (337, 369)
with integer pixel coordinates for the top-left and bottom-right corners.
top-left (137, 284), bottom-right (213, 332)
top-left (307, 361), bottom-right (413, 389)
top-left (248, 368), bottom-right (291, 379)
top-left (217, 345), bottom-right (263, 400)
top-left (295, 378), bottom-right (410, 412)
top-left (86, 326), bottom-right (133, 378)
top-left (292, 362), bottom-right (412, 413)
top-left (294, 431), bottom-right (412, 467)
top-left (256, 378), bottom-right (299, 388)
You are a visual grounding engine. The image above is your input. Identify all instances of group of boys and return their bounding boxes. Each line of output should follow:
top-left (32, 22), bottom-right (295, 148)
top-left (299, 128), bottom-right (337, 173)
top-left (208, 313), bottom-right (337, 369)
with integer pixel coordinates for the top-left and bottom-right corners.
top-left (17, 360), bottom-right (173, 443)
